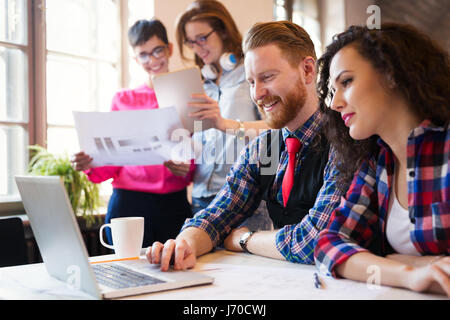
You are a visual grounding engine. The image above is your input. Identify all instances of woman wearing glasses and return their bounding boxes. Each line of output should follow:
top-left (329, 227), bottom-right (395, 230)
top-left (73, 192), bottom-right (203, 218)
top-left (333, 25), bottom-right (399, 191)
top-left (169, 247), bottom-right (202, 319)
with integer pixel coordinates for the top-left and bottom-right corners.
top-left (71, 19), bottom-right (195, 247)
top-left (167, 0), bottom-right (272, 231)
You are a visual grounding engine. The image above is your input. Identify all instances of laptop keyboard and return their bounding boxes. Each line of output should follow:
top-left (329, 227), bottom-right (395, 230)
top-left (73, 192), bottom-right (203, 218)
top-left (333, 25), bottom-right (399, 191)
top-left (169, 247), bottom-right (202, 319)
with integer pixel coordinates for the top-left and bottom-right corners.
top-left (92, 263), bottom-right (166, 289)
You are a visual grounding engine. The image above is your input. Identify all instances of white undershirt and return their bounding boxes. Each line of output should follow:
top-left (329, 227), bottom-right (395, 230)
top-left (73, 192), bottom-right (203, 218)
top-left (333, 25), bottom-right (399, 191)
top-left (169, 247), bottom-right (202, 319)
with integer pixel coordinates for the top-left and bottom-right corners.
top-left (385, 180), bottom-right (420, 256)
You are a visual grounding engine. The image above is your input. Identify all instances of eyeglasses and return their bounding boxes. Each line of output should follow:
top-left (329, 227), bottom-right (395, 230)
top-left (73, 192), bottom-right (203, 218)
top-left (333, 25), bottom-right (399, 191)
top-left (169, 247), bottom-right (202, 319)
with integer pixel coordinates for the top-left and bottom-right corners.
top-left (184, 30), bottom-right (215, 49)
top-left (136, 45), bottom-right (167, 64)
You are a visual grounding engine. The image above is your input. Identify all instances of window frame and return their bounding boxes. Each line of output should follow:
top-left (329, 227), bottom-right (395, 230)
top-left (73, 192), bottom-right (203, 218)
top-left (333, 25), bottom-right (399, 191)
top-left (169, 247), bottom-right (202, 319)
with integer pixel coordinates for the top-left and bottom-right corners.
top-left (0, 0), bottom-right (37, 214)
top-left (273, 0), bottom-right (323, 54)
top-left (0, 0), bottom-right (131, 216)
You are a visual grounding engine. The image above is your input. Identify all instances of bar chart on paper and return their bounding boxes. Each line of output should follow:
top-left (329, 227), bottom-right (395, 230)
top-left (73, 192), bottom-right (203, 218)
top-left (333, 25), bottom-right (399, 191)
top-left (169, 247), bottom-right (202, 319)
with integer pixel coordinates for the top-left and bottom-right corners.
top-left (73, 108), bottom-right (193, 167)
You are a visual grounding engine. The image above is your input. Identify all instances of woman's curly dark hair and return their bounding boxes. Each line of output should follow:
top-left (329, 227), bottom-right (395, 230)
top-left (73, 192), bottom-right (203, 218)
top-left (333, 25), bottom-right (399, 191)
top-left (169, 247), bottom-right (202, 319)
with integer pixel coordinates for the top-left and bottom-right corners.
top-left (317, 23), bottom-right (450, 184)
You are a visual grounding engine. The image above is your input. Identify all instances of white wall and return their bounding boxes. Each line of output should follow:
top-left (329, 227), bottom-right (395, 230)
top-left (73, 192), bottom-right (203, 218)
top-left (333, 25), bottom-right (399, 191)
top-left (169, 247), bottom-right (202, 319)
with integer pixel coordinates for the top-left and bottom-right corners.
top-left (320, 0), bottom-right (346, 48)
top-left (154, 0), bottom-right (273, 71)
top-left (344, 0), bottom-right (377, 27)
top-left (319, 0), bottom-right (381, 50)
top-left (139, 0), bottom-right (382, 72)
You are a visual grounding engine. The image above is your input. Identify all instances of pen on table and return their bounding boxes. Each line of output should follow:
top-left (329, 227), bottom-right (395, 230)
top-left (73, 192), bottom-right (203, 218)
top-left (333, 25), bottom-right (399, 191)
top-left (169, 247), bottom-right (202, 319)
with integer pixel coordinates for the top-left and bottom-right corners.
top-left (314, 272), bottom-right (322, 289)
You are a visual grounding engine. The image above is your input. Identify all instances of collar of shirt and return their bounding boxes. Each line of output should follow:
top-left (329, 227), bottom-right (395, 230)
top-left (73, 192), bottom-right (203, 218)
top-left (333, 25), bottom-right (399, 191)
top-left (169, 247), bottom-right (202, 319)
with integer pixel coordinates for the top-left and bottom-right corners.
top-left (203, 63), bottom-right (246, 89)
top-left (376, 119), bottom-right (446, 150)
top-left (281, 110), bottom-right (323, 148)
top-left (409, 119), bottom-right (447, 137)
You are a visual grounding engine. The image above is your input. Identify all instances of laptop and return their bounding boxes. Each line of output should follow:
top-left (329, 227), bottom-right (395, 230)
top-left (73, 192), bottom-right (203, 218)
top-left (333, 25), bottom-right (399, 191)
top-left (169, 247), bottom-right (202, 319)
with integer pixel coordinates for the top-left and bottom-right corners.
top-left (152, 67), bottom-right (213, 133)
top-left (15, 175), bottom-right (214, 299)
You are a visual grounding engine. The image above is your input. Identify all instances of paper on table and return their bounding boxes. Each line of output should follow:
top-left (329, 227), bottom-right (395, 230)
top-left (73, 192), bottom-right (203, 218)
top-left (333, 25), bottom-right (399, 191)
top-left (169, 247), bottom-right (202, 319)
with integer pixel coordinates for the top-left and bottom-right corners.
top-left (73, 107), bottom-right (193, 167)
top-left (191, 262), bottom-right (424, 300)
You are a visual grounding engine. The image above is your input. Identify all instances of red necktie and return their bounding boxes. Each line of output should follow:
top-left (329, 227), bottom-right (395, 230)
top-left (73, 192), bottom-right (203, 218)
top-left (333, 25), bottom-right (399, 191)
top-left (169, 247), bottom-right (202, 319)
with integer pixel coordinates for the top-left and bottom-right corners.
top-left (282, 137), bottom-right (301, 207)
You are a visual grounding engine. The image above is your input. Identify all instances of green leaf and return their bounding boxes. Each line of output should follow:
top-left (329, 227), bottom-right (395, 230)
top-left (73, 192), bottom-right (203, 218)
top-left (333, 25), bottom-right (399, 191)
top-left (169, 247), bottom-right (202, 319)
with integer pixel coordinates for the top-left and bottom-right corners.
top-left (27, 145), bottom-right (102, 227)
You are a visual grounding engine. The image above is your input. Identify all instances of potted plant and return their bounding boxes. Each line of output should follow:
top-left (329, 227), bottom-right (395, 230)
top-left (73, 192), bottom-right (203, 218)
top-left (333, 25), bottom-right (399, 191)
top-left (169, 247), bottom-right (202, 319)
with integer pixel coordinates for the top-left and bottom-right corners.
top-left (27, 145), bottom-right (102, 227)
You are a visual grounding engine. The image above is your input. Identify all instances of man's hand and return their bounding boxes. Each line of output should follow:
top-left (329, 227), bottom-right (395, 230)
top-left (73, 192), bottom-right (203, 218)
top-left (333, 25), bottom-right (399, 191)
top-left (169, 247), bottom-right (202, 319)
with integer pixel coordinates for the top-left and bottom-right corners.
top-left (146, 238), bottom-right (197, 271)
top-left (223, 227), bottom-right (250, 252)
top-left (145, 227), bottom-right (213, 271)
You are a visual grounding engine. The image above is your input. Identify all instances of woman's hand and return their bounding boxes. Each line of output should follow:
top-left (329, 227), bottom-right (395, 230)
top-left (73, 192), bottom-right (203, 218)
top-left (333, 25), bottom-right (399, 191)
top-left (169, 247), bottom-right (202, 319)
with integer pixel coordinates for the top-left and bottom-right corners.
top-left (386, 253), bottom-right (445, 268)
top-left (188, 93), bottom-right (227, 131)
top-left (71, 151), bottom-right (93, 171)
top-left (405, 256), bottom-right (450, 297)
top-left (163, 160), bottom-right (191, 177)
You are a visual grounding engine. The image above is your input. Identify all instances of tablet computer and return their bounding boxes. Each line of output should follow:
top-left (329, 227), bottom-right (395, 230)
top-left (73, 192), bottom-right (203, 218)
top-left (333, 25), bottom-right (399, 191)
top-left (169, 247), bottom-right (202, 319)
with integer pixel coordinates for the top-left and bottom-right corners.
top-left (153, 67), bottom-right (213, 133)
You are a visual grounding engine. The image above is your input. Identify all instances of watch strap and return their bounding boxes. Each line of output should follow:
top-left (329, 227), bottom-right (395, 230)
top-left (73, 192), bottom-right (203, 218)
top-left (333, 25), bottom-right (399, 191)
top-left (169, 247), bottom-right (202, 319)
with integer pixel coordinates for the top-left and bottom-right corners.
top-left (239, 231), bottom-right (255, 254)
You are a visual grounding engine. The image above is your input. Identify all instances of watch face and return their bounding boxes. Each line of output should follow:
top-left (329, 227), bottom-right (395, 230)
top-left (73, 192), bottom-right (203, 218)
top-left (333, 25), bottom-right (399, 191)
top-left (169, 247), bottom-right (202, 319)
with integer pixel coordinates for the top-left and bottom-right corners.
top-left (240, 231), bottom-right (250, 243)
top-left (239, 231), bottom-right (254, 253)
top-left (236, 128), bottom-right (245, 138)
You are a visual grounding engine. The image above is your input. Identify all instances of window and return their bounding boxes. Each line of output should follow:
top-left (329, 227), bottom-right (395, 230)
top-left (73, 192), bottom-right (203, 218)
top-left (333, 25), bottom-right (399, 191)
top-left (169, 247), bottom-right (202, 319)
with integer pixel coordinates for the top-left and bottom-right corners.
top-left (273, 0), bottom-right (322, 55)
top-left (274, 0), bottom-right (291, 21)
top-left (45, 0), bottom-right (120, 155)
top-left (127, 0), bottom-right (154, 88)
top-left (292, 0), bottom-right (322, 55)
top-left (0, 0), bottom-right (28, 204)
top-left (0, 0), bottom-right (155, 214)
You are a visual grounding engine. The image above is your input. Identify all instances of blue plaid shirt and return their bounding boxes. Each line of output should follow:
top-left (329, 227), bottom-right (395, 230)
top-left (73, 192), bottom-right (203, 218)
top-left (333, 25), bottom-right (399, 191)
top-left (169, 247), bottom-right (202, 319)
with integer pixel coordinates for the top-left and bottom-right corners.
top-left (182, 111), bottom-right (347, 264)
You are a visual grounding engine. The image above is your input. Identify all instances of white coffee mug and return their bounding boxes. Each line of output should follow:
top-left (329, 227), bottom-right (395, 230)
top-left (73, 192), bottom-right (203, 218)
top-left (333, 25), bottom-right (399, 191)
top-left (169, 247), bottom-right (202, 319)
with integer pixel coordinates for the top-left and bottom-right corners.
top-left (99, 217), bottom-right (144, 259)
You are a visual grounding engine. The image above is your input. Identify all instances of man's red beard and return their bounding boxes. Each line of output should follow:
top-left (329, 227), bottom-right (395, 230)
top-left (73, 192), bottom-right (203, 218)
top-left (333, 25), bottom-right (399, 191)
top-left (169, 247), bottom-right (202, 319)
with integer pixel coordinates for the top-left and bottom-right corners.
top-left (257, 78), bottom-right (307, 129)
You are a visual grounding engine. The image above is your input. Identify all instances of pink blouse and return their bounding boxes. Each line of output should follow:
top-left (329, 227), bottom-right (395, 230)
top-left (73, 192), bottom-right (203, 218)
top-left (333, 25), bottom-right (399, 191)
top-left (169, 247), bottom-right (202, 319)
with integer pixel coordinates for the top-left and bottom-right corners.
top-left (85, 84), bottom-right (195, 194)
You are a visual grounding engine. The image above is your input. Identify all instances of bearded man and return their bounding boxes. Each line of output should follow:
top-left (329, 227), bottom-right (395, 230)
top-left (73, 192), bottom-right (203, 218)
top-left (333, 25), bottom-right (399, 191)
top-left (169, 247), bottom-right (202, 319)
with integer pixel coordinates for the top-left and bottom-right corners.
top-left (145, 21), bottom-right (347, 269)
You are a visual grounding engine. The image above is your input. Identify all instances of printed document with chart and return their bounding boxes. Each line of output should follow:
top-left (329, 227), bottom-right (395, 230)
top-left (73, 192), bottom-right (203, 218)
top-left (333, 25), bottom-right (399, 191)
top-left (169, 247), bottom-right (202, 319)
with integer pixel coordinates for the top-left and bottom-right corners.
top-left (73, 107), bottom-right (193, 167)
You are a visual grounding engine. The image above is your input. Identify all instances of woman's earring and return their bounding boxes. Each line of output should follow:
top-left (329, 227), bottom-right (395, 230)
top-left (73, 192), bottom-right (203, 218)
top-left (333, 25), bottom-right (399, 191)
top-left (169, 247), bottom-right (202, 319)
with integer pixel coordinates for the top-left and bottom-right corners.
top-left (387, 75), bottom-right (396, 89)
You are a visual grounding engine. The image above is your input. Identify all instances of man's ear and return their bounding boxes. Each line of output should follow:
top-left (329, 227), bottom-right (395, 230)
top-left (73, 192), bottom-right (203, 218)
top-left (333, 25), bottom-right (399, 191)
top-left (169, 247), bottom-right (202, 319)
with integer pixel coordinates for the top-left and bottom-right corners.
top-left (299, 56), bottom-right (316, 85)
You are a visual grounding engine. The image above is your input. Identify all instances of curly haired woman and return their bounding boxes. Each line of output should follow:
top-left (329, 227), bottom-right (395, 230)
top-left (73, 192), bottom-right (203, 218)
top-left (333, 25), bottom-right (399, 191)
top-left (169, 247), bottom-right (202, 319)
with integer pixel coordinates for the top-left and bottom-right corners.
top-left (314, 23), bottom-right (450, 297)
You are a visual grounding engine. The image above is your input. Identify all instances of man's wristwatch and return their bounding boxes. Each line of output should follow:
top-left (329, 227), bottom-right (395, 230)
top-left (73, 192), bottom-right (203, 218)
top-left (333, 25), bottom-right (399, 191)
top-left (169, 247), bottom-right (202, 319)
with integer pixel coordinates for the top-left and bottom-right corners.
top-left (239, 231), bottom-right (255, 254)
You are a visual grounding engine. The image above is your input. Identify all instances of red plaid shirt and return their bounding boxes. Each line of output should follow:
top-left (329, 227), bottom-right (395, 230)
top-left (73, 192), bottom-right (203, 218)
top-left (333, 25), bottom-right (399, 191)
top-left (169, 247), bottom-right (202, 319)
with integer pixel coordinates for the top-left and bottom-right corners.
top-left (314, 120), bottom-right (450, 277)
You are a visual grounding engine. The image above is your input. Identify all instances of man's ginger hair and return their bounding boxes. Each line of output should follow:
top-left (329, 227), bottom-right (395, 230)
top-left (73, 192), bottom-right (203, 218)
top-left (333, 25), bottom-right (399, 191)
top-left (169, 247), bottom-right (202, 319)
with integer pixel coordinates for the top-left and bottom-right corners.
top-left (243, 21), bottom-right (316, 67)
